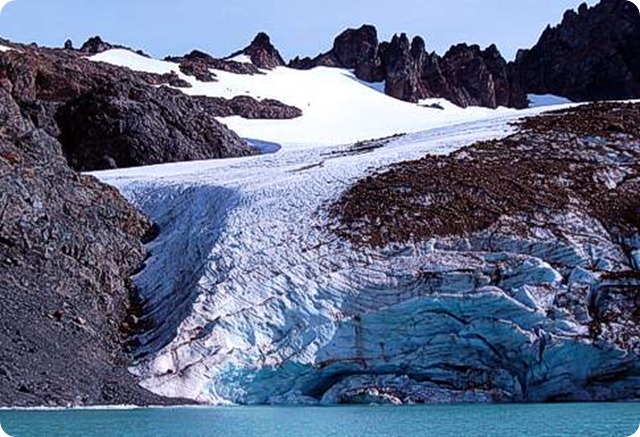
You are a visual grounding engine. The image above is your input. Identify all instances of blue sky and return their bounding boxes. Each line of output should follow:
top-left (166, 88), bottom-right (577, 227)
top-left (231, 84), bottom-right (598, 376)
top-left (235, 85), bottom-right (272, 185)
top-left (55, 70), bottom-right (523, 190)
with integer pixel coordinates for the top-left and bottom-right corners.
top-left (0, 0), bottom-right (597, 61)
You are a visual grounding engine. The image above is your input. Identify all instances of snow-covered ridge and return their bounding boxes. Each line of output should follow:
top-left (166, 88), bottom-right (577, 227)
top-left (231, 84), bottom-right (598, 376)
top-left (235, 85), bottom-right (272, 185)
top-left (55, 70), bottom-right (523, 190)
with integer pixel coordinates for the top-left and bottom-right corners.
top-left (89, 48), bottom-right (513, 147)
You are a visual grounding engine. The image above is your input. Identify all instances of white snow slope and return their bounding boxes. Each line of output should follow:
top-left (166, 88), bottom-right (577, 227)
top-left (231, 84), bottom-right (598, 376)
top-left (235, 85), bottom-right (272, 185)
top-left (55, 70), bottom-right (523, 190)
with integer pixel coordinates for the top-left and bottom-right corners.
top-left (91, 50), bottom-right (636, 405)
top-left (90, 49), bottom-right (511, 146)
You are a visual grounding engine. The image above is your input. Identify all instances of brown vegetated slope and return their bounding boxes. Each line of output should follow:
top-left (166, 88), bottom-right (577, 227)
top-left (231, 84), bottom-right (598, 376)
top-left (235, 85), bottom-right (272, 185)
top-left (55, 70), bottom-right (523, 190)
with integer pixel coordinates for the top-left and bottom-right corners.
top-left (331, 102), bottom-right (640, 247)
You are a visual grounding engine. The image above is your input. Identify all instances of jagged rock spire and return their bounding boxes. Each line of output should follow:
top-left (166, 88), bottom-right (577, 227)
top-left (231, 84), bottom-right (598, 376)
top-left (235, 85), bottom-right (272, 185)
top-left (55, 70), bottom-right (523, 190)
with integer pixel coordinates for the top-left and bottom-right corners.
top-left (230, 32), bottom-right (285, 69)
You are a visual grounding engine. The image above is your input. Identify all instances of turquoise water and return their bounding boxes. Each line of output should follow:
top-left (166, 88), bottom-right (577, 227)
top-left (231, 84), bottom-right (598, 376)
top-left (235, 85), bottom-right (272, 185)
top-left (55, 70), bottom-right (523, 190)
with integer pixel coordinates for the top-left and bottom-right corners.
top-left (1, 403), bottom-right (638, 437)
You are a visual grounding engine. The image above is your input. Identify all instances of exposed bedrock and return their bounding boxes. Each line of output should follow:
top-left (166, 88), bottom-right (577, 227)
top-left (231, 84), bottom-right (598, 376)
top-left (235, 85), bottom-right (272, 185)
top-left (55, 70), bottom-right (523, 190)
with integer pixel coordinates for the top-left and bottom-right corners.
top-left (512, 0), bottom-right (640, 102)
top-left (55, 80), bottom-right (256, 171)
top-left (0, 85), bottom-right (181, 407)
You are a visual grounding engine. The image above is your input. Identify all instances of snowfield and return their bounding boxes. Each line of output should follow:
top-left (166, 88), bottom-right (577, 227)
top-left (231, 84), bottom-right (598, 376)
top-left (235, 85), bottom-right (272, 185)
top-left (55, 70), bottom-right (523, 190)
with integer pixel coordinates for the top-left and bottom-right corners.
top-left (91, 49), bottom-right (635, 405)
top-left (90, 49), bottom-right (511, 146)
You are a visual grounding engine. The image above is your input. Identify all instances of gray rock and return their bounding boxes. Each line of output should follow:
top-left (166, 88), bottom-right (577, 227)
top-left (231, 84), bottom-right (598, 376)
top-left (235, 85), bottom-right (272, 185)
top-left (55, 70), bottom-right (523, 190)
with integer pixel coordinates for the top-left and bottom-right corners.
top-left (0, 86), bottom-right (185, 407)
top-left (512, 0), bottom-right (640, 102)
top-left (55, 80), bottom-right (256, 171)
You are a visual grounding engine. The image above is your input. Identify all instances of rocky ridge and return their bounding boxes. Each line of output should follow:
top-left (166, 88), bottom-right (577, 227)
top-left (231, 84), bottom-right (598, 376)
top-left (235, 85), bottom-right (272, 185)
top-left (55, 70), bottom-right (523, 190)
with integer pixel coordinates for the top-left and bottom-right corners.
top-left (0, 38), bottom-right (301, 171)
top-left (290, 24), bottom-right (527, 108)
top-left (512, 0), bottom-right (640, 102)
top-left (290, 0), bottom-right (640, 108)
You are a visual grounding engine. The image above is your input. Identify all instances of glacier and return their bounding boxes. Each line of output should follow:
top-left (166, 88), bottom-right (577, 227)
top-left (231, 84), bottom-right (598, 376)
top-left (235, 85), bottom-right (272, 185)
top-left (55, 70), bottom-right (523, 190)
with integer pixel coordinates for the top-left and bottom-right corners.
top-left (91, 48), bottom-right (638, 405)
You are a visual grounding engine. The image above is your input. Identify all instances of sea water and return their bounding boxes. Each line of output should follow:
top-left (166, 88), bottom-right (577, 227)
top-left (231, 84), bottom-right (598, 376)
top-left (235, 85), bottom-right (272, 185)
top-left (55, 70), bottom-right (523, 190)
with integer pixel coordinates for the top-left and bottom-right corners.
top-left (1, 403), bottom-right (638, 437)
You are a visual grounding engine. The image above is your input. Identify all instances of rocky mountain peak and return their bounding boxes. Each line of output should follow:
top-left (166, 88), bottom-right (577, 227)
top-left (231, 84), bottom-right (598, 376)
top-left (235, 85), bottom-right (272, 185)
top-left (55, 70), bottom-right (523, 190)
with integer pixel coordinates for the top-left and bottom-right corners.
top-left (512, 0), bottom-right (640, 102)
top-left (410, 36), bottom-right (426, 56)
top-left (332, 24), bottom-right (379, 67)
top-left (79, 36), bottom-right (114, 54)
top-left (234, 32), bottom-right (285, 69)
top-left (183, 49), bottom-right (215, 62)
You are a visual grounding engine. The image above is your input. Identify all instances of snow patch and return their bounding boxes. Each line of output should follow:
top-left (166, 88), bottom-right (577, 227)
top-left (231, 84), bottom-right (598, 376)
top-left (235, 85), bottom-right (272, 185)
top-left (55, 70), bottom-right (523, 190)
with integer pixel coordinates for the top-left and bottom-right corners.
top-left (227, 54), bottom-right (252, 64)
top-left (528, 94), bottom-right (573, 108)
top-left (90, 49), bottom-right (182, 76)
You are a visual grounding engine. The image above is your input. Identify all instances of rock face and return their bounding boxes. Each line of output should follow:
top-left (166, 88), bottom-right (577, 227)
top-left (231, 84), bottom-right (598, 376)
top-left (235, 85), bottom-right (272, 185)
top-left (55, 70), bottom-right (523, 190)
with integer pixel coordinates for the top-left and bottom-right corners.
top-left (289, 25), bottom-right (526, 108)
top-left (433, 43), bottom-right (527, 109)
top-left (227, 32), bottom-right (285, 70)
top-left (512, 0), bottom-right (640, 102)
top-left (289, 1), bottom-right (640, 108)
top-left (291, 25), bottom-right (384, 83)
top-left (0, 84), bottom-right (179, 407)
top-left (55, 80), bottom-right (255, 171)
top-left (0, 40), bottom-right (284, 171)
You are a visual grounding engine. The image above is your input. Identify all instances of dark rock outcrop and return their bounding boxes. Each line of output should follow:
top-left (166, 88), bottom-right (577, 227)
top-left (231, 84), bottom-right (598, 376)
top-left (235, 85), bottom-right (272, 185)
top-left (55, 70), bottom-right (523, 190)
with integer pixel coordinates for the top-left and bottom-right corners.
top-left (55, 80), bottom-right (256, 171)
top-left (195, 95), bottom-right (302, 120)
top-left (227, 32), bottom-right (285, 69)
top-left (381, 33), bottom-right (427, 103)
top-left (80, 36), bottom-right (116, 54)
top-left (79, 36), bottom-right (150, 58)
top-left (0, 85), bottom-right (184, 407)
top-left (291, 25), bottom-right (384, 82)
top-left (288, 25), bottom-right (526, 108)
top-left (165, 49), bottom-right (262, 79)
top-left (429, 43), bottom-right (527, 108)
top-left (512, 0), bottom-right (640, 102)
